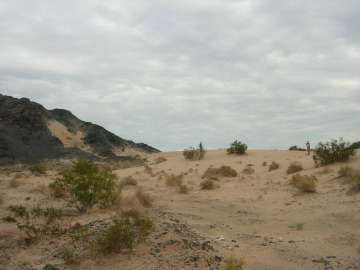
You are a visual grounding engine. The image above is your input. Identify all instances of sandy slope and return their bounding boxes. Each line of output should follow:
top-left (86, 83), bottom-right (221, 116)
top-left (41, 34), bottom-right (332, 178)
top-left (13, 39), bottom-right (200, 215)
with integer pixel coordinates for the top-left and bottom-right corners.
top-left (0, 149), bottom-right (359, 270)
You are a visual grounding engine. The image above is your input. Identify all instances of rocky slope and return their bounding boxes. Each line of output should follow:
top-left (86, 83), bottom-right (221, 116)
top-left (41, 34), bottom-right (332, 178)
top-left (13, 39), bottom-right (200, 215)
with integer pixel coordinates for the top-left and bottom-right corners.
top-left (0, 94), bottom-right (159, 165)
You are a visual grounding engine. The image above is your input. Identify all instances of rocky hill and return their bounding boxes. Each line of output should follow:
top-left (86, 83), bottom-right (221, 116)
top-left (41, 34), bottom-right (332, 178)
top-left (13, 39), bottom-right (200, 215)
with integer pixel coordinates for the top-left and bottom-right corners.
top-left (0, 94), bottom-right (160, 165)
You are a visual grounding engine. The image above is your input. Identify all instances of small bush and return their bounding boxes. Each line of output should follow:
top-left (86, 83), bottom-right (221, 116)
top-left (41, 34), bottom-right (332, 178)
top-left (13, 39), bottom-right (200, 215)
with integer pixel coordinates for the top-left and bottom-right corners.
top-left (222, 254), bottom-right (245, 270)
top-left (288, 146), bottom-right (306, 151)
top-left (242, 165), bottom-right (254, 174)
top-left (262, 161), bottom-right (267, 166)
top-left (286, 162), bottom-right (303, 175)
top-left (165, 173), bottom-right (184, 187)
top-left (200, 180), bottom-right (215, 189)
top-left (226, 140), bottom-right (248, 155)
top-left (62, 248), bottom-right (77, 265)
top-left (313, 137), bottom-right (356, 167)
top-left (8, 179), bottom-right (20, 188)
top-left (289, 222), bottom-right (305, 230)
top-left (49, 160), bottom-right (121, 213)
top-left (350, 141), bottom-right (360, 149)
top-left (29, 164), bottom-right (46, 175)
top-left (338, 166), bottom-right (360, 192)
top-left (183, 143), bottom-right (206, 160)
top-left (179, 184), bottom-right (189, 194)
top-left (135, 189), bottom-right (154, 207)
top-left (291, 174), bottom-right (316, 193)
top-left (202, 165), bottom-right (237, 178)
top-left (154, 156), bottom-right (167, 164)
top-left (269, 161), bottom-right (280, 172)
top-left (121, 176), bottom-right (138, 186)
top-left (2, 205), bottom-right (62, 243)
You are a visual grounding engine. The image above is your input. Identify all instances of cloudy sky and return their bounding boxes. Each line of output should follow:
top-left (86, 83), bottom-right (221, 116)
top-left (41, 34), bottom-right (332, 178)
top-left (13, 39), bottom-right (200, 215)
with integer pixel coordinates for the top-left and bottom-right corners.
top-left (1, 0), bottom-right (359, 151)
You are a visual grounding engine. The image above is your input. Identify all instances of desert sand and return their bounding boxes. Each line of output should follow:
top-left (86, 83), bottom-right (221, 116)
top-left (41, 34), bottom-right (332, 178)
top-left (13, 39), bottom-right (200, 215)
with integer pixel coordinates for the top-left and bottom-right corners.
top-left (0, 147), bottom-right (359, 270)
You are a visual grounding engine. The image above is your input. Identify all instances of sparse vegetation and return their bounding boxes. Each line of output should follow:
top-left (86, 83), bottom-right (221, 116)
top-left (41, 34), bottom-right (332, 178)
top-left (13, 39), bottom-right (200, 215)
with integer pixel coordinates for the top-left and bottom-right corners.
top-left (289, 222), bottom-right (305, 230)
top-left (135, 189), bottom-right (154, 207)
top-left (202, 165), bottom-right (237, 179)
top-left (2, 205), bottom-right (62, 244)
top-left (29, 164), bottom-right (46, 176)
top-left (179, 184), bottom-right (189, 194)
top-left (49, 160), bottom-right (121, 213)
top-left (286, 162), bottom-right (303, 175)
top-left (313, 137), bottom-right (356, 167)
top-left (200, 180), bottom-right (215, 189)
top-left (291, 174), bottom-right (316, 193)
top-left (242, 165), bottom-right (254, 174)
top-left (62, 247), bottom-right (77, 265)
top-left (269, 161), bottom-right (280, 172)
top-left (288, 145), bottom-right (306, 151)
top-left (154, 156), bottom-right (167, 164)
top-left (226, 140), bottom-right (248, 155)
top-left (183, 143), bottom-right (206, 160)
top-left (222, 254), bottom-right (245, 270)
top-left (121, 176), bottom-right (138, 186)
top-left (8, 179), bottom-right (20, 188)
top-left (165, 173), bottom-right (184, 187)
top-left (262, 161), bottom-right (267, 166)
top-left (338, 166), bottom-right (360, 192)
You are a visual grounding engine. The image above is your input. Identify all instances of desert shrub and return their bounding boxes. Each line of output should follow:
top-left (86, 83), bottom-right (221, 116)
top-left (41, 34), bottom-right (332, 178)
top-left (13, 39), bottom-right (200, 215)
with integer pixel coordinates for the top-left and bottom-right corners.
top-left (289, 222), bottom-right (305, 230)
top-left (179, 184), bottom-right (189, 194)
top-left (49, 160), bottom-right (121, 213)
top-left (262, 161), bottom-right (267, 166)
top-left (226, 140), bottom-right (248, 155)
top-left (286, 162), bottom-right (303, 175)
top-left (288, 145), bottom-right (306, 151)
top-left (222, 254), bottom-right (245, 270)
top-left (351, 141), bottom-right (360, 149)
top-left (2, 205), bottom-right (62, 243)
top-left (291, 174), bottom-right (316, 193)
top-left (62, 247), bottom-right (77, 265)
top-left (242, 165), bottom-right (254, 174)
top-left (200, 180), bottom-right (215, 189)
top-left (121, 176), bottom-right (138, 186)
top-left (268, 161), bottom-right (280, 172)
top-left (144, 165), bottom-right (153, 175)
top-left (8, 179), bottom-right (20, 188)
top-left (313, 137), bottom-right (356, 167)
top-left (154, 156), bottom-right (167, 164)
top-left (183, 143), bottom-right (206, 160)
top-left (72, 211), bottom-right (154, 256)
top-left (338, 166), bottom-right (360, 192)
top-left (165, 173), bottom-right (184, 187)
top-left (202, 165), bottom-right (237, 178)
top-left (29, 164), bottom-right (46, 175)
top-left (135, 189), bottom-right (154, 207)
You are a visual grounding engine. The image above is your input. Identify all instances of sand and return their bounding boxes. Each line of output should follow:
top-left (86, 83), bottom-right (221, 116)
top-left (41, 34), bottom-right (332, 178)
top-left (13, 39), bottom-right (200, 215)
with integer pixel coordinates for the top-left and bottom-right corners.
top-left (0, 148), bottom-right (359, 270)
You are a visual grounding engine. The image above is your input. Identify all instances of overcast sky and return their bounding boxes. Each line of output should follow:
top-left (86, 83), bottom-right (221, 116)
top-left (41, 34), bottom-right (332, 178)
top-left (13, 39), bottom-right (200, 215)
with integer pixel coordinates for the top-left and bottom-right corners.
top-left (1, 0), bottom-right (359, 151)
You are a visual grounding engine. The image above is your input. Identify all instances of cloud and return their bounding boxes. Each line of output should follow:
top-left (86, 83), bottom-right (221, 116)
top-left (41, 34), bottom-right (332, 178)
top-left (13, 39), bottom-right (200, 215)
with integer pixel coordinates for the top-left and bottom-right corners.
top-left (1, 0), bottom-right (359, 151)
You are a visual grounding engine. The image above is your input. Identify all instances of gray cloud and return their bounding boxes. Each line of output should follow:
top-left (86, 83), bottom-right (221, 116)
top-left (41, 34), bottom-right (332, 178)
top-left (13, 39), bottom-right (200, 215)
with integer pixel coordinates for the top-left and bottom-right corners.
top-left (1, 0), bottom-right (359, 151)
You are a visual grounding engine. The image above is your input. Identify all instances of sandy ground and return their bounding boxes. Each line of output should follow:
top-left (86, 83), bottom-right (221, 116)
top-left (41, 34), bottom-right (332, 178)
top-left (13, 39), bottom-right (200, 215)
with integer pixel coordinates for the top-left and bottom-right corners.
top-left (0, 149), bottom-right (359, 270)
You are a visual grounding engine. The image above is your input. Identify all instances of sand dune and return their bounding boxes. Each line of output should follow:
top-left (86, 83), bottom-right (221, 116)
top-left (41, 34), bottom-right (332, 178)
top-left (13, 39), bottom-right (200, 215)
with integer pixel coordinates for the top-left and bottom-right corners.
top-left (0, 149), bottom-right (359, 269)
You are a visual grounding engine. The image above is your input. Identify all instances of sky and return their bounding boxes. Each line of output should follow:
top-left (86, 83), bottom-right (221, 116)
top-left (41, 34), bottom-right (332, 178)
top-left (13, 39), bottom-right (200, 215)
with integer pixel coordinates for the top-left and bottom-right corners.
top-left (1, 0), bottom-right (359, 151)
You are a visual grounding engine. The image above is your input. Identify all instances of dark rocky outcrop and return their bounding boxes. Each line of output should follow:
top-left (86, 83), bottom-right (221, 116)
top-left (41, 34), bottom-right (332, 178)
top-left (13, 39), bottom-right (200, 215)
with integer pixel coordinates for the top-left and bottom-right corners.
top-left (0, 94), bottom-right (160, 165)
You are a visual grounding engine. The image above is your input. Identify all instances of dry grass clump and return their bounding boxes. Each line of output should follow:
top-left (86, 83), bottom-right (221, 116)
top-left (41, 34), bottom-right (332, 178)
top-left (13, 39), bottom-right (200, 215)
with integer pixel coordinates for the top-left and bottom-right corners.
top-left (165, 173), bottom-right (184, 187)
top-left (291, 174), bottom-right (316, 193)
top-left (242, 165), bottom-right (254, 174)
top-left (135, 189), bottom-right (154, 207)
top-left (30, 184), bottom-right (48, 194)
top-left (200, 180), bottom-right (215, 190)
top-left (8, 179), bottom-right (20, 188)
top-left (179, 184), bottom-right (189, 194)
top-left (221, 254), bottom-right (245, 270)
top-left (121, 176), bottom-right (138, 186)
top-left (286, 162), bottom-right (303, 175)
top-left (144, 165), bottom-right (153, 175)
top-left (154, 156), bottom-right (167, 164)
top-left (338, 166), bottom-right (360, 193)
top-left (269, 161), bottom-right (280, 172)
top-left (202, 165), bottom-right (237, 179)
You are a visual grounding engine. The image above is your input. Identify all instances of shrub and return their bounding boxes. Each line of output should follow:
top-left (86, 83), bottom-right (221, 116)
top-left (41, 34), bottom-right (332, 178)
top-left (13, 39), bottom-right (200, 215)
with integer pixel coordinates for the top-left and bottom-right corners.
top-left (291, 174), bottom-right (316, 193)
top-left (165, 173), bottom-right (184, 187)
top-left (183, 143), bottom-right (206, 160)
top-left (313, 137), bottom-right (356, 167)
top-left (8, 179), bottom-right (20, 188)
top-left (2, 205), bottom-right (62, 243)
top-left (72, 211), bottom-right (154, 256)
top-left (29, 164), bottom-right (46, 175)
top-left (202, 165), bottom-right (237, 179)
top-left (135, 189), bottom-right (154, 207)
top-left (286, 162), bottom-right (303, 175)
top-left (289, 222), bottom-right (305, 230)
top-left (200, 180), bottom-right (215, 189)
top-left (242, 165), bottom-right (254, 174)
top-left (226, 140), bottom-right (248, 155)
top-left (222, 254), bottom-right (245, 270)
top-left (121, 176), bottom-right (138, 186)
top-left (269, 161), bottom-right (279, 172)
top-left (262, 161), bottom-right (267, 166)
top-left (338, 166), bottom-right (360, 192)
top-left (351, 141), bottom-right (360, 149)
top-left (154, 156), bottom-right (167, 164)
top-left (288, 145), bottom-right (306, 151)
top-left (179, 184), bottom-right (189, 194)
top-left (49, 160), bottom-right (121, 213)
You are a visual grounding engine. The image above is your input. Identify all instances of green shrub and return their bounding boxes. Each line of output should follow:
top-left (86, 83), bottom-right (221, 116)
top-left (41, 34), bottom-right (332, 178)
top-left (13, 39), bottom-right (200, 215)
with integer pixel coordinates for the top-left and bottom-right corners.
top-left (289, 222), bottom-right (305, 230)
top-left (183, 143), bottom-right (206, 160)
top-left (313, 137), bottom-right (356, 167)
top-left (350, 141), bottom-right (360, 149)
top-left (269, 161), bottom-right (279, 172)
top-left (72, 211), bottom-right (154, 257)
top-left (262, 161), bottom-right (267, 166)
top-left (29, 164), bottom-right (46, 175)
top-left (2, 205), bottom-right (62, 243)
top-left (288, 146), bottom-right (306, 151)
top-left (291, 174), bottom-right (316, 193)
top-left (226, 140), bottom-right (248, 155)
top-left (49, 160), bottom-right (121, 213)
top-left (222, 254), bottom-right (245, 270)
top-left (286, 162), bottom-right (303, 175)
top-left (200, 180), bottom-right (215, 189)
